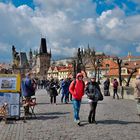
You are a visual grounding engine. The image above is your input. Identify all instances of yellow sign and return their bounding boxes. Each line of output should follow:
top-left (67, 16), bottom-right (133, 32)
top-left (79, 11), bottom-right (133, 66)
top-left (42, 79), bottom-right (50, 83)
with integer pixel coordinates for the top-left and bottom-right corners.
top-left (0, 74), bottom-right (21, 93)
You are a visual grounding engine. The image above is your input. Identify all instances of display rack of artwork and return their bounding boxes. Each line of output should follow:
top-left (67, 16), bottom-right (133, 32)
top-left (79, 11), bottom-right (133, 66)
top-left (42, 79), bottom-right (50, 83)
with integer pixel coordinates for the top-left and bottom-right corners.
top-left (0, 74), bottom-right (21, 119)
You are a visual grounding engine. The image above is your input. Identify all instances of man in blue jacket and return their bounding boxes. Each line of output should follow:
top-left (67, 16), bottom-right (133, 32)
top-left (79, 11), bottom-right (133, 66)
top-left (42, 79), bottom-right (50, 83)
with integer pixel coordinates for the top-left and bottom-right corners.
top-left (60, 78), bottom-right (69, 104)
top-left (21, 72), bottom-right (34, 115)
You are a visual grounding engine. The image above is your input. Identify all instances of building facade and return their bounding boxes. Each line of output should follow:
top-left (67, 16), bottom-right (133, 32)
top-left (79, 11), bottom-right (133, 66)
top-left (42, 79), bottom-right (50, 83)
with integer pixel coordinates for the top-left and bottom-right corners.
top-left (31, 38), bottom-right (51, 78)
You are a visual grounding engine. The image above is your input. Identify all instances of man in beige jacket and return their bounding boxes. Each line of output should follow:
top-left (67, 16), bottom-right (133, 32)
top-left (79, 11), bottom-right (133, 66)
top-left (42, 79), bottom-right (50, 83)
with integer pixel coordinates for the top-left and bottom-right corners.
top-left (135, 75), bottom-right (140, 98)
top-left (135, 75), bottom-right (140, 116)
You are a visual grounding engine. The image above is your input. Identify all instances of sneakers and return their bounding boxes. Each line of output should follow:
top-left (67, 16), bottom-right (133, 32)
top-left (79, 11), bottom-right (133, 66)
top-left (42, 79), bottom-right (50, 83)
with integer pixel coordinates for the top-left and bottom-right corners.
top-left (92, 120), bottom-right (97, 124)
top-left (77, 120), bottom-right (80, 125)
top-left (74, 119), bottom-right (81, 126)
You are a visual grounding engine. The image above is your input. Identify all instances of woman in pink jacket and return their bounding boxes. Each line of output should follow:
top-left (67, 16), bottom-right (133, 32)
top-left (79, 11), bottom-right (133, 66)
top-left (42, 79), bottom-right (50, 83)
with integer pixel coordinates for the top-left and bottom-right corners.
top-left (69, 73), bottom-right (85, 126)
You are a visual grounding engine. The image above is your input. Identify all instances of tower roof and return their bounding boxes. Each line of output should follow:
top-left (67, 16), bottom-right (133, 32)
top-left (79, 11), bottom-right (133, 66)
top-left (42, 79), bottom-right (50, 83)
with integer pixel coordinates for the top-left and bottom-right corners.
top-left (40, 38), bottom-right (47, 54)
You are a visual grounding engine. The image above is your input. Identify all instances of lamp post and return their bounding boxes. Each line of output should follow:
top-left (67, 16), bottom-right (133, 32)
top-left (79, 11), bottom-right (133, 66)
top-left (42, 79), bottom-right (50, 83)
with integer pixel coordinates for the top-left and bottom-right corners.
top-left (73, 60), bottom-right (76, 79)
top-left (76, 48), bottom-right (83, 74)
top-left (96, 58), bottom-right (102, 84)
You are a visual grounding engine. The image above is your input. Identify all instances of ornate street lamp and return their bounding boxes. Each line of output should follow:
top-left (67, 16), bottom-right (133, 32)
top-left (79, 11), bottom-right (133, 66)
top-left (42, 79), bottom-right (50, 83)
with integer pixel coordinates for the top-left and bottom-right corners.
top-left (96, 58), bottom-right (102, 84)
top-left (72, 60), bottom-right (76, 79)
top-left (72, 48), bottom-right (83, 78)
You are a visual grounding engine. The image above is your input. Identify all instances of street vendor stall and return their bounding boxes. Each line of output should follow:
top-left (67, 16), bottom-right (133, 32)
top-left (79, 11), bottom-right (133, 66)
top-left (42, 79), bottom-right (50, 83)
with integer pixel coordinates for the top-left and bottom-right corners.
top-left (0, 74), bottom-right (21, 119)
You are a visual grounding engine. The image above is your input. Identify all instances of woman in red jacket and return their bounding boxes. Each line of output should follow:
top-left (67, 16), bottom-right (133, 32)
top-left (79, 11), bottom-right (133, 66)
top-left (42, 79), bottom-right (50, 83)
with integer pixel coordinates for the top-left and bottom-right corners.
top-left (69, 73), bottom-right (85, 125)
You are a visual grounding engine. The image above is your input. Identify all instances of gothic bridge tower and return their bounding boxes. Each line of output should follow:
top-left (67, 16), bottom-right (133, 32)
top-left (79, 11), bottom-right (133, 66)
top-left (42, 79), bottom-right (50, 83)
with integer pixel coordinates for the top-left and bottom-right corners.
top-left (36, 38), bottom-right (51, 77)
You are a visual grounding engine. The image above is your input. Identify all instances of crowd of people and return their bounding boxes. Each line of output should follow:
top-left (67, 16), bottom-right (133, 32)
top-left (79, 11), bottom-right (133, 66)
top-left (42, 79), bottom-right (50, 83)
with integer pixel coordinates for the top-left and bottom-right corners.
top-left (21, 72), bottom-right (140, 126)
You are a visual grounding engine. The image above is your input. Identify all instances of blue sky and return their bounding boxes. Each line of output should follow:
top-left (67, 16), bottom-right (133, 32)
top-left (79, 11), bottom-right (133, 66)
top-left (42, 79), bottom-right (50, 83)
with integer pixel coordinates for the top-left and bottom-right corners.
top-left (0, 0), bottom-right (140, 62)
top-left (94, 0), bottom-right (138, 15)
top-left (1, 0), bottom-right (35, 8)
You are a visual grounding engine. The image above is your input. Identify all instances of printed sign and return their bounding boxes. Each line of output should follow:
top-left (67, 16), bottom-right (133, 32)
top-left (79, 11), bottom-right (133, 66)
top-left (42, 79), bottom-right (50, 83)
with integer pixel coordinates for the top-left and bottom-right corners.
top-left (0, 92), bottom-right (20, 116)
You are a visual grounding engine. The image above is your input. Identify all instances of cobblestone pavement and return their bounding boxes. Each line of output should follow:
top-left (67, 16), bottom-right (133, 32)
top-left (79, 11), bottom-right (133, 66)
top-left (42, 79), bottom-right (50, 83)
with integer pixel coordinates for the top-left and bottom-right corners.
top-left (0, 89), bottom-right (140, 140)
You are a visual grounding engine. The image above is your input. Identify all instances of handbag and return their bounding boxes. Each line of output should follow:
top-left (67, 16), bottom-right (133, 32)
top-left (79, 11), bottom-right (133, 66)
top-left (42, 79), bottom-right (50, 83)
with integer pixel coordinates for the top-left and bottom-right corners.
top-left (87, 92), bottom-right (95, 100)
top-left (98, 90), bottom-right (104, 101)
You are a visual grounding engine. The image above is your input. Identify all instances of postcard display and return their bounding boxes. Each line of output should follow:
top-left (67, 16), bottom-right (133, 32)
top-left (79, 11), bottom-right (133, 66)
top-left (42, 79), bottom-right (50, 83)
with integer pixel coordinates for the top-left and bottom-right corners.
top-left (0, 74), bottom-right (21, 119)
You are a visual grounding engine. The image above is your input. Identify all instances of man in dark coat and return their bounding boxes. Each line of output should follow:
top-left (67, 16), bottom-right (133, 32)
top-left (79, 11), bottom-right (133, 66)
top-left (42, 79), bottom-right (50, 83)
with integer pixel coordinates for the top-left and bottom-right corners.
top-left (103, 78), bottom-right (110, 96)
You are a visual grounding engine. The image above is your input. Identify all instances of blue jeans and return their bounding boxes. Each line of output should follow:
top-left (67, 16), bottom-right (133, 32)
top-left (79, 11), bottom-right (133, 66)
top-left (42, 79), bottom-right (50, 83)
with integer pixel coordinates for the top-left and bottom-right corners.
top-left (61, 92), bottom-right (68, 103)
top-left (72, 99), bottom-right (81, 121)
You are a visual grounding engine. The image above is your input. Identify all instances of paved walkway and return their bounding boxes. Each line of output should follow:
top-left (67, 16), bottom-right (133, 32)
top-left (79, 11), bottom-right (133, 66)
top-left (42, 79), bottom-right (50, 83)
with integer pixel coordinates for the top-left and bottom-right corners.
top-left (0, 89), bottom-right (140, 140)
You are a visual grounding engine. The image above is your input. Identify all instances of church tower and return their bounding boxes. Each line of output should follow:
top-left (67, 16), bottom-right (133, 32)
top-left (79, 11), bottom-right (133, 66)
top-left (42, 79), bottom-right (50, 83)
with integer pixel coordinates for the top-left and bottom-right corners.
top-left (36, 38), bottom-right (51, 77)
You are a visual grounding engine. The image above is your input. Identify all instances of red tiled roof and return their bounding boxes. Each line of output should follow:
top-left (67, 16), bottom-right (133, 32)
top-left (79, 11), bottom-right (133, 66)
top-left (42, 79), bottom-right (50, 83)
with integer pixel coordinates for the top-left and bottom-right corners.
top-left (106, 68), bottom-right (119, 76)
top-left (122, 60), bottom-right (140, 69)
top-left (100, 59), bottom-right (118, 69)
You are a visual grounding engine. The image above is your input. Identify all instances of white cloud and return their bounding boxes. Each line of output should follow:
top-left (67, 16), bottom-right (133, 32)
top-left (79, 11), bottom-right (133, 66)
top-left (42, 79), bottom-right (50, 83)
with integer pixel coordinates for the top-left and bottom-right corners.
top-left (81, 18), bottom-right (96, 35)
top-left (0, 0), bottom-right (97, 62)
top-left (96, 7), bottom-right (140, 46)
top-left (0, 0), bottom-right (140, 62)
top-left (106, 17), bottom-right (122, 29)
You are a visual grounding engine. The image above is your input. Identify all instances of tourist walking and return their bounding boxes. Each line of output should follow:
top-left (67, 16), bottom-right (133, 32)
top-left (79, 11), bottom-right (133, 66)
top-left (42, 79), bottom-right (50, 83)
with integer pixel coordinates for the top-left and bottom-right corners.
top-left (69, 73), bottom-right (85, 125)
top-left (113, 79), bottom-right (119, 99)
top-left (85, 75), bottom-right (101, 124)
top-left (103, 78), bottom-right (110, 96)
top-left (135, 75), bottom-right (140, 116)
top-left (49, 78), bottom-right (59, 104)
top-left (60, 78), bottom-right (69, 104)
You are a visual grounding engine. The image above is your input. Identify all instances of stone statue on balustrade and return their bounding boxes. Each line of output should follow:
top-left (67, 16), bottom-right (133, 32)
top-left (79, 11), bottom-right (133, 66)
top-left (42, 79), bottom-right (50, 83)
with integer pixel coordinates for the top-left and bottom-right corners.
top-left (12, 45), bottom-right (20, 68)
top-left (76, 48), bottom-right (83, 73)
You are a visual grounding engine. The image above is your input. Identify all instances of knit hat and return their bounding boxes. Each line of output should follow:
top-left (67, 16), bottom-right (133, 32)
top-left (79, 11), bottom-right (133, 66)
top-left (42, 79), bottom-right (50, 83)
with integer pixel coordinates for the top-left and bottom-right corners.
top-left (90, 75), bottom-right (96, 79)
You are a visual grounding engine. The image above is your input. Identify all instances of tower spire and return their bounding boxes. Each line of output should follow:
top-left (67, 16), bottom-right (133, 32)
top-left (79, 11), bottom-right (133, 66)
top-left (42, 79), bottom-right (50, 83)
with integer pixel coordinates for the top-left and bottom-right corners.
top-left (40, 38), bottom-right (47, 54)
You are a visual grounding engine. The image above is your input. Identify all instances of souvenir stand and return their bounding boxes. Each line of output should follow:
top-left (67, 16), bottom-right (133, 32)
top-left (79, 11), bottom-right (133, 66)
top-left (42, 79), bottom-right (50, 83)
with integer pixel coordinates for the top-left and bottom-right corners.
top-left (0, 74), bottom-right (21, 119)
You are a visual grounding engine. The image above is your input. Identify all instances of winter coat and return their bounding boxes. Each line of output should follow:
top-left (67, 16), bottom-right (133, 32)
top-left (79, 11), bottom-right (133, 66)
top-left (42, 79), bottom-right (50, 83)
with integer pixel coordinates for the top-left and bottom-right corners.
top-left (69, 74), bottom-right (85, 100)
top-left (61, 80), bottom-right (69, 95)
top-left (113, 80), bottom-right (118, 89)
top-left (104, 79), bottom-right (110, 90)
top-left (85, 81), bottom-right (101, 102)
top-left (135, 79), bottom-right (140, 98)
top-left (49, 81), bottom-right (59, 97)
top-left (21, 77), bottom-right (35, 97)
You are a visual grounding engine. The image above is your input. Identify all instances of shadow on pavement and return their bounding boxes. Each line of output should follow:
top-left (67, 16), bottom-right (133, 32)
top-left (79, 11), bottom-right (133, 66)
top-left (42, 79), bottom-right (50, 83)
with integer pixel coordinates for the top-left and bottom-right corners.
top-left (19, 116), bottom-right (59, 121)
top-left (78, 120), bottom-right (90, 126)
top-left (36, 111), bottom-right (70, 116)
top-left (34, 115), bottom-right (59, 120)
top-left (37, 102), bottom-right (50, 105)
top-left (97, 119), bottom-right (140, 125)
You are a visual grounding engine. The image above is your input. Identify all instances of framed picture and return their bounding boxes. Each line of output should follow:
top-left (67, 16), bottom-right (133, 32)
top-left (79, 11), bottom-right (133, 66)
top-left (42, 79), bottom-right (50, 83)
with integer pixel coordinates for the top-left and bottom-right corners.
top-left (0, 74), bottom-right (21, 92)
top-left (10, 104), bottom-right (20, 116)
